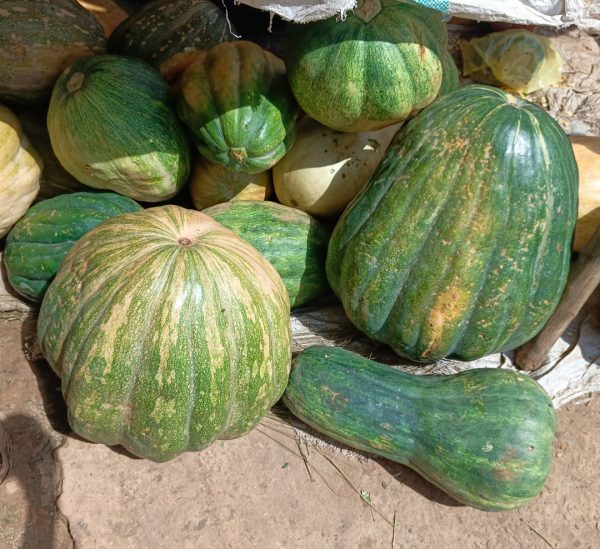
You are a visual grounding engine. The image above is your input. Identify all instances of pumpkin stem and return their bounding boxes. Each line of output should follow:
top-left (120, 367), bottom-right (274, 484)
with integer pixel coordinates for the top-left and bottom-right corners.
top-left (229, 148), bottom-right (248, 164)
top-left (354, 0), bottom-right (382, 23)
top-left (66, 72), bottom-right (85, 94)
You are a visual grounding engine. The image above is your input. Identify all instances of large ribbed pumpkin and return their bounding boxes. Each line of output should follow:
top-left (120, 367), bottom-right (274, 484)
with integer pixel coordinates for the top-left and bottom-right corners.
top-left (284, 0), bottom-right (447, 132)
top-left (48, 55), bottom-right (191, 202)
top-left (326, 86), bottom-right (578, 362)
top-left (37, 205), bottom-right (292, 462)
top-left (5, 192), bottom-right (141, 301)
top-left (108, 0), bottom-right (234, 83)
top-left (0, 104), bottom-right (42, 237)
top-left (0, 0), bottom-right (106, 105)
top-left (178, 40), bottom-right (299, 174)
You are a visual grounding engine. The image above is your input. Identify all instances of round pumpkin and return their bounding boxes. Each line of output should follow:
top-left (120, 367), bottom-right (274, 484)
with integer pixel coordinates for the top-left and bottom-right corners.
top-left (273, 117), bottom-right (401, 217)
top-left (48, 55), bottom-right (191, 202)
top-left (5, 192), bottom-right (141, 301)
top-left (189, 155), bottom-right (271, 210)
top-left (326, 85), bottom-right (578, 362)
top-left (18, 111), bottom-right (88, 201)
top-left (0, 0), bottom-right (106, 105)
top-left (439, 51), bottom-right (461, 97)
top-left (108, 0), bottom-right (235, 83)
top-left (203, 201), bottom-right (331, 307)
top-left (37, 205), bottom-right (291, 462)
top-left (178, 40), bottom-right (299, 174)
top-left (284, 0), bottom-right (447, 132)
top-left (572, 137), bottom-right (600, 252)
top-left (0, 104), bottom-right (42, 238)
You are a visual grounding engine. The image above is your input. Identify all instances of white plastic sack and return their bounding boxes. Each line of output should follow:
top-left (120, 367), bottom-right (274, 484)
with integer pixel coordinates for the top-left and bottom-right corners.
top-left (238, 0), bottom-right (600, 31)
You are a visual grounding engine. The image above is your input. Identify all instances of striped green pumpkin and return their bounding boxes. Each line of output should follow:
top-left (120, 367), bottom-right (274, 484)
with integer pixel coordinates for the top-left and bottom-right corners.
top-left (203, 201), bottom-right (331, 307)
top-left (439, 52), bottom-right (461, 97)
top-left (37, 205), bottom-right (291, 462)
top-left (284, 0), bottom-right (447, 132)
top-left (178, 40), bottom-right (299, 174)
top-left (0, 0), bottom-right (106, 105)
top-left (5, 192), bottom-right (141, 301)
top-left (326, 85), bottom-right (578, 362)
top-left (108, 0), bottom-right (234, 83)
top-left (48, 55), bottom-right (191, 202)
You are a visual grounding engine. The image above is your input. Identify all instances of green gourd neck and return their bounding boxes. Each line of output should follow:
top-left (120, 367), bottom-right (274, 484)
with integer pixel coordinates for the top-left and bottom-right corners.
top-left (354, 0), bottom-right (382, 23)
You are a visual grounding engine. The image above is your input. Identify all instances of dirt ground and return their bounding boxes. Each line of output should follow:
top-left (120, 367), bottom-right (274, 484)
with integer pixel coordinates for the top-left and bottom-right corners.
top-left (1, 318), bottom-right (599, 549)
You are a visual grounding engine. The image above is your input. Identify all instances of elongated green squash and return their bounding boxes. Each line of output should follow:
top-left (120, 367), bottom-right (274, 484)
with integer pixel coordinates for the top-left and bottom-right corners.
top-left (283, 346), bottom-right (556, 511)
top-left (5, 192), bottom-right (141, 301)
top-left (0, 0), bottom-right (106, 105)
top-left (38, 205), bottom-right (291, 462)
top-left (108, 0), bottom-right (234, 82)
top-left (48, 55), bottom-right (191, 202)
top-left (327, 85), bottom-right (578, 362)
top-left (284, 0), bottom-right (447, 132)
top-left (178, 41), bottom-right (299, 174)
top-left (203, 201), bottom-right (330, 307)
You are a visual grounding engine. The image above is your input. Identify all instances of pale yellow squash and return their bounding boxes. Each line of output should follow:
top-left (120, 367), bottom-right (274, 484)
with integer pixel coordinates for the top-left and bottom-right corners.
top-left (0, 105), bottom-right (42, 238)
top-left (273, 117), bottom-right (402, 217)
top-left (572, 137), bottom-right (600, 252)
top-left (190, 155), bottom-right (272, 210)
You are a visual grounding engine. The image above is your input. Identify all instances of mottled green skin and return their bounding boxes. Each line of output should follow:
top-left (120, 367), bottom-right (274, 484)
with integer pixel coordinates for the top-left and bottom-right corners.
top-left (0, 0), bottom-right (106, 105)
top-left (108, 0), bottom-right (234, 82)
top-left (18, 111), bottom-right (88, 201)
top-left (204, 201), bottom-right (331, 308)
top-left (38, 205), bottom-right (292, 462)
top-left (284, 0), bottom-right (447, 132)
top-left (438, 52), bottom-right (460, 97)
top-left (327, 86), bottom-right (578, 362)
top-left (178, 41), bottom-right (299, 174)
top-left (5, 192), bottom-right (141, 301)
top-left (48, 55), bottom-right (191, 202)
top-left (283, 346), bottom-right (556, 511)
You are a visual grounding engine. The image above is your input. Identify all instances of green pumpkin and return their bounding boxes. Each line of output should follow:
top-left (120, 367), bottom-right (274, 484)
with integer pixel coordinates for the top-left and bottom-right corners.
top-left (0, 0), bottom-right (106, 105)
top-left (284, 0), bottom-right (447, 132)
top-left (178, 40), bottom-right (299, 174)
top-left (283, 346), bottom-right (556, 511)
top-left (326, 85), bottom-right (578, 362)
top-left (438, 51), bottom-right (461, 97)
top-left (203, 201), bottom-right (331, 308)
top-left (37, 205), bottom-right (291, 462)
top-left (4, 192), bottom-right (141, 301)
top-left (108, 0), bottom-right (235, 83)
top-left (47, 55), bottom-right (191, 202)
top-left (18, 110), bottom-right (88, 201)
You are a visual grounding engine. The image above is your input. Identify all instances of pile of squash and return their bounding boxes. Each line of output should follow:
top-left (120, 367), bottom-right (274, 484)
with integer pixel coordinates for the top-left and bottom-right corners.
top-left (0, 0), bottom-right (595, 511)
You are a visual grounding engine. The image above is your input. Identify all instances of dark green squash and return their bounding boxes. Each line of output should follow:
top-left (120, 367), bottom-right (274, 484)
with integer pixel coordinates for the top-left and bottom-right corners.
top-left (37, 205), bottom-right (292, 462)
top-left (284, 0), bottom-right (447, 132)
top-left (0, 0), bottom-right (106, 105)
top-left (178, 40), bottom-right (299, 174)
top-left (326, 85), bottom-right (578, 362)
top-left (438, 51), bottom-right (460, 97)
top-left (48, 55), bottom-right (191, 202)
top-left (108, 0), bottom-right (235, 83)
top-left (283, 346), bottom-right (556, 511)
top-left (203, 201), bottom-right (330, 307)
top-left (4, 192), bottom-right (141, 301)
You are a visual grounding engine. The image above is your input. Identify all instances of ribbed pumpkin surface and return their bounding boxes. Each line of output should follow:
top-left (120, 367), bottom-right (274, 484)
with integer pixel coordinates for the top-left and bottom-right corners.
top-left (283, 346), bottom-right (556, 511)
top-left (327, 85), bottom-right (578, 362)
top-left (178, 40), bottom-right (299, 173)
top-left (48, 55), bottom-right (190, 202)
top-left (38, 205), bottom-right (291, 462)
top-left (203, 201), bottom-right (331, 307)
top-left (0, 0), bottom-right (105, 104)
top-left (5, 192), bottom-right (141, 301)
top-left (108, 0), bottom-right (234, 82)
top-left (0, 104), bottom-right (42, 237)
top-left (284, 0), bottom-right (446, 132)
